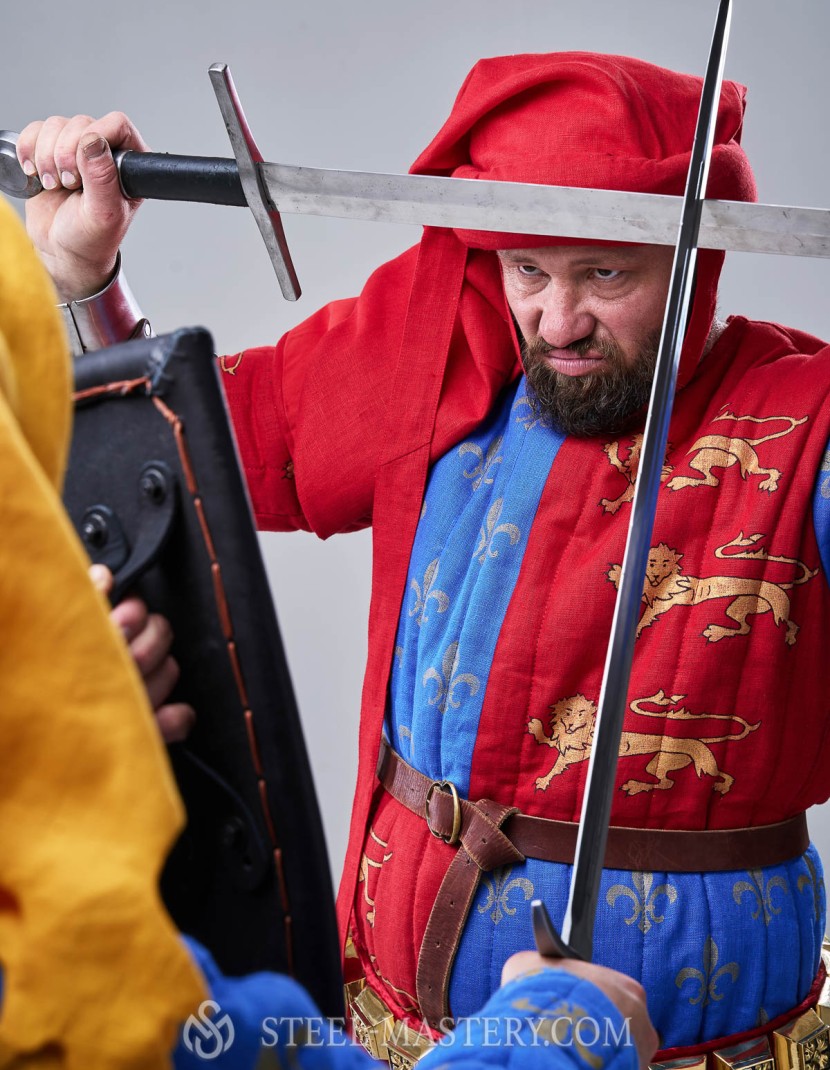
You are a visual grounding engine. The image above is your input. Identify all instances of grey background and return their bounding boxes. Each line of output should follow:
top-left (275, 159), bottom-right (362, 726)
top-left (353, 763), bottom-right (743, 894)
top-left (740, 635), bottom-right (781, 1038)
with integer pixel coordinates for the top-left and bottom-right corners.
top-left (4, 0), bottom-right (829, 882)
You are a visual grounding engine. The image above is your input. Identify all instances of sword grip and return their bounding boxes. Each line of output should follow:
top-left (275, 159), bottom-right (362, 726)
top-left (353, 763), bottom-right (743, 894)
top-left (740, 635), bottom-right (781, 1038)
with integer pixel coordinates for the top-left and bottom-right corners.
top-left (115, 150), bottom-right (246, 207)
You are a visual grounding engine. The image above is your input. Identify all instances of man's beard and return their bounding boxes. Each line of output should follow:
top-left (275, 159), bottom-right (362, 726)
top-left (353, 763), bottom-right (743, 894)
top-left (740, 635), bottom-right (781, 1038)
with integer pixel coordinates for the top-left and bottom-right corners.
top-left (522, 329), bottom-right (660, 437)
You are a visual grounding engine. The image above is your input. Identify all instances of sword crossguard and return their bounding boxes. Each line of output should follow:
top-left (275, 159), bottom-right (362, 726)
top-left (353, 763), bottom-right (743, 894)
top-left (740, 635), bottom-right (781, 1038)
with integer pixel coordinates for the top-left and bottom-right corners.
top-left (208, 63), bottom-right (301, 301)
top-left (531, 900), bottom-right (584, 961)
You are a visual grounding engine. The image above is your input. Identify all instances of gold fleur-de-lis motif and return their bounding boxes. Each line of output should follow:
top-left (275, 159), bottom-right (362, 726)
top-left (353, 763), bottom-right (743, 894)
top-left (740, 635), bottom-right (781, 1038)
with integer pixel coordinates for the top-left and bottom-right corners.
top-left (394, 645), bottom-right (404, 665)
top-left (606, 872), bottom-right (678, 933)
top-left (459, 436), bottom-right (504, 491)
top-left (797, 852), bottom-right (824, 924)
top-left (732, 869), bottom-right (789, 925)
top-left (478, 866), bottom-right (535, 924)
top-left (513, 394), bottom-right (553, 431)
top-left (422, 640), bottom-right (480, 715)
top-left (408, 558), bottom-right (450, 627)
top-left (675, 936), bottom-right (739, 1007)
top-left (474, 498), bottom-right (521, 564)
top-left (399, 725), bottom-right (413, 759)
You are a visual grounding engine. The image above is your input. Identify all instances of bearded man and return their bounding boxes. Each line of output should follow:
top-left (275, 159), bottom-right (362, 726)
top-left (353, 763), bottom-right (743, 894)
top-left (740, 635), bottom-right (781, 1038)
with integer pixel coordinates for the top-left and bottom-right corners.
top-left (18, 51), bottom-right (830, 1065)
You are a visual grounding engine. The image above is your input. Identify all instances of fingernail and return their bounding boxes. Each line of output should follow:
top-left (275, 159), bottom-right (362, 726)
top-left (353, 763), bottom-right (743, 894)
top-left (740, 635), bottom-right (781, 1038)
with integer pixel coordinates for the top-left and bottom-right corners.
top-left (40, 172), bottom-right (56, 190)
top-left (60, 171), bottom-right (77, 187)
top-left (21, 159), bottom-right (35, 176)
top-left (82, 136), bottom-right (108, 160)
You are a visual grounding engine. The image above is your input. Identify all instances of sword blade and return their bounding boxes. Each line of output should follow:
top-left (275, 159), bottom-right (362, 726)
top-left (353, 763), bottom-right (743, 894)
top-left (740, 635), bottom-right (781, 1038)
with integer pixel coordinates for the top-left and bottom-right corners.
top-left (560, 0), bottom-right (734, 962)
top-left (4, 133), bottom-right (830, 259)
top-left (260, 161), bottom-right (830, 258)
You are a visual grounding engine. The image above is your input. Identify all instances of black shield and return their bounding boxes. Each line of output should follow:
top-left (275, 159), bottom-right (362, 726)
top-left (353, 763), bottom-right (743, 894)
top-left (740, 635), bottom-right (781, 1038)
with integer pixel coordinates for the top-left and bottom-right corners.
top-left (62, 326), bottom-right (343, 1018)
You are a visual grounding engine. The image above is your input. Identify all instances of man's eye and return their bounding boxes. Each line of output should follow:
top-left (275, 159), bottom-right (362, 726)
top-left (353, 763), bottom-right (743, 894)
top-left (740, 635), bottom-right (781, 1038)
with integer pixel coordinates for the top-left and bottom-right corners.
top-left (517, 264), bottom-right (543, 276)
top-left (592, 268), bottom-right (623, 280)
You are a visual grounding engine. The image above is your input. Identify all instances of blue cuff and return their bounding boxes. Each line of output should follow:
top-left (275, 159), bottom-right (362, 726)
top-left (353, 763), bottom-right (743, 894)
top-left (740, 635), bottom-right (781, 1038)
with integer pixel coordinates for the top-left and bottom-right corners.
top-left (174, 937), bottom-right (370, 1070)
top-left (419, 967), bottom-right (639, 1070)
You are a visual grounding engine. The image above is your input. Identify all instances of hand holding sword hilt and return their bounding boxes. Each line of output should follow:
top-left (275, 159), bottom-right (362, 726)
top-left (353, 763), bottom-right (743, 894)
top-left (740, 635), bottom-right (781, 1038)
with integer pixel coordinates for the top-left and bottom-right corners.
top-left (0, 63), bottom-right (301, 301)
top-left (0, 129), bottom-right (246, 206)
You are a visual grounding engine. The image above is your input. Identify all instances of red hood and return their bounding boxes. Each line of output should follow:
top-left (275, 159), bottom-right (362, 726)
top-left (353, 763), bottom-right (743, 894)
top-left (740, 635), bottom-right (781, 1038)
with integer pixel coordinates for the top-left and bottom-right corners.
top-left (410, 52), bottom-right (758, 387)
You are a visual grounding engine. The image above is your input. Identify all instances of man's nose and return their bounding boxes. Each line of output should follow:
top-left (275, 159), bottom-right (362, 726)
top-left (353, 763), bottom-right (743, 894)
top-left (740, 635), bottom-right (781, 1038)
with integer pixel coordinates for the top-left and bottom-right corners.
top-left (538, 283), bottom-right (595, 348)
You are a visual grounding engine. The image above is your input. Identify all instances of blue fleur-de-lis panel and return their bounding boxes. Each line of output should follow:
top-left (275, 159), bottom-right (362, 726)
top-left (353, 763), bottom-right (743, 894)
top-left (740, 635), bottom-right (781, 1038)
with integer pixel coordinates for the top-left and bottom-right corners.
top-left (387, 377), bottom-right (564, 794)
top-left (448, 849), bottom-right (825, 1045)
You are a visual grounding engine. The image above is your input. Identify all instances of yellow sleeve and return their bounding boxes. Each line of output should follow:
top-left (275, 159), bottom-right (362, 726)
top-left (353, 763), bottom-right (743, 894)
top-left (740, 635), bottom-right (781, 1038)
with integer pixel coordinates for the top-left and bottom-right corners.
top-left (0, 197), bottom-right (206, 1069)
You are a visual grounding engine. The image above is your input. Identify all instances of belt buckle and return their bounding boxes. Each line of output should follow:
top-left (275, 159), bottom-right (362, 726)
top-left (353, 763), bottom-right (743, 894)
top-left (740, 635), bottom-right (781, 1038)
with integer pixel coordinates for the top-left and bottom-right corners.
top-left (425, 780), bottom-right (462, 846)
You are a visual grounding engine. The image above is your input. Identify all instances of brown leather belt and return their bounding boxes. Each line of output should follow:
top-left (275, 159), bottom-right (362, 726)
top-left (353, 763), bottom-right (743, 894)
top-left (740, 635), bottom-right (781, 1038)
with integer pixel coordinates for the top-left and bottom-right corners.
top-left (377, 739), bottom-right (809, 1030)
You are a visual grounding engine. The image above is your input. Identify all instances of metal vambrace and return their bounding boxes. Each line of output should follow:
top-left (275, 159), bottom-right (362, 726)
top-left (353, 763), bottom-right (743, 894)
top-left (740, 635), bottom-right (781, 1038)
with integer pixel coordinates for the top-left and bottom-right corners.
top-left (58, 253), bottom-right (152, 357)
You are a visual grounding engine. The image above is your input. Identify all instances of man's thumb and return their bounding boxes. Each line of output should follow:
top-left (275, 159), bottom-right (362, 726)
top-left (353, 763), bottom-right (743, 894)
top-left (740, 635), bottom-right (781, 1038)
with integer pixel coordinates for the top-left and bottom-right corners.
top-left (77, 132), bottom-right (123, 215)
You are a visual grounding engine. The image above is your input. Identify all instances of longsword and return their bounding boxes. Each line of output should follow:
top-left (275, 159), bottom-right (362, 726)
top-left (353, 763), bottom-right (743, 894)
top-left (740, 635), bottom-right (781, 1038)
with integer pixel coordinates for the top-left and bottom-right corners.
top-left (3, 50), bottom-right (830, 304)
top-left (532, 0), bottom-right (733, 962)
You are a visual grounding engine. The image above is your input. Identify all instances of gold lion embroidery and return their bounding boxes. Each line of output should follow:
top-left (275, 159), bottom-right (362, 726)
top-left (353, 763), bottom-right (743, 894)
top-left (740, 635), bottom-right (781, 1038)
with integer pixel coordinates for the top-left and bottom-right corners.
top-left (667, 410), bottom-right (808, 494)
top-left (607, 533), bottom-right (817, 645)
top-left (528, 690), bottom-right (759, 795)
top-left (600, 435), bottom-right (673, 515)
top-left (358, 828), bottom-right (393, 927)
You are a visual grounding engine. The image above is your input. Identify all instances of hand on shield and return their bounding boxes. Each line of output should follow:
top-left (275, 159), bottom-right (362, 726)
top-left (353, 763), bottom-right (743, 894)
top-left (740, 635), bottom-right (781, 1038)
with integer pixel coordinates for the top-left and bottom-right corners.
top-left (89, 563), bottom-right (195, 743)
top-left (16, 112), bottom-right (147, 301)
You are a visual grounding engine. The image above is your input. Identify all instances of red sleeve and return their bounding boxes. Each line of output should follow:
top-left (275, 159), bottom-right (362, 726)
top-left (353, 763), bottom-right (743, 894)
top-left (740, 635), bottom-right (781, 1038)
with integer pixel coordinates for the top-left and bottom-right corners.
top-left (217, 297), bottom-right (357, 533)
top-left (218, 241), bottom-right (519, 539)
top-left (218, 245), bottom-right (421, 538)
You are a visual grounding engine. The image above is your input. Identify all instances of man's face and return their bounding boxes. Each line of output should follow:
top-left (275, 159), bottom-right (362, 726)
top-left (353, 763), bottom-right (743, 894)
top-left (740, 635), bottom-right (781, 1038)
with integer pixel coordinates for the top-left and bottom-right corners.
top-left (497, 244), bottom-right (675, 436)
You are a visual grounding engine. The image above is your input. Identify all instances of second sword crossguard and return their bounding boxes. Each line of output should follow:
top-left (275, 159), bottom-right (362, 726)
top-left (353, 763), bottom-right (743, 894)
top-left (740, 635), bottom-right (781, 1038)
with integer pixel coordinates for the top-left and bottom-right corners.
top-left (531, 899), bottom-right (583, 960)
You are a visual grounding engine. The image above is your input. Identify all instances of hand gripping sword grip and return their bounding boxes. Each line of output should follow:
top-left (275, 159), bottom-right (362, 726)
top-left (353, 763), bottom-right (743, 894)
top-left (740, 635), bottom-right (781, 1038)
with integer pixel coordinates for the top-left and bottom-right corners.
top-left (0, 129), bottom-right (246, 206)
top-left (1, 64), bottom-right (302, 302)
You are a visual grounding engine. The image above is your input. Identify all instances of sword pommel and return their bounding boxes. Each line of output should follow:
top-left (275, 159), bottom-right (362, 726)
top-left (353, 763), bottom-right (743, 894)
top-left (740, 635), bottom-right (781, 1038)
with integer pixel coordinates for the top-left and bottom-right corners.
top-left (0, 130), bottom-right (41, 199)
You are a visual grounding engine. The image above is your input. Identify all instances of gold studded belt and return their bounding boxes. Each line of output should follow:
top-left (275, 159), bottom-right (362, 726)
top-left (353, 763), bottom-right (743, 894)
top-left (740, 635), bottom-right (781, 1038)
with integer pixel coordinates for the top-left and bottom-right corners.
top-left (377, 740), bottom-right (810, 1029)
